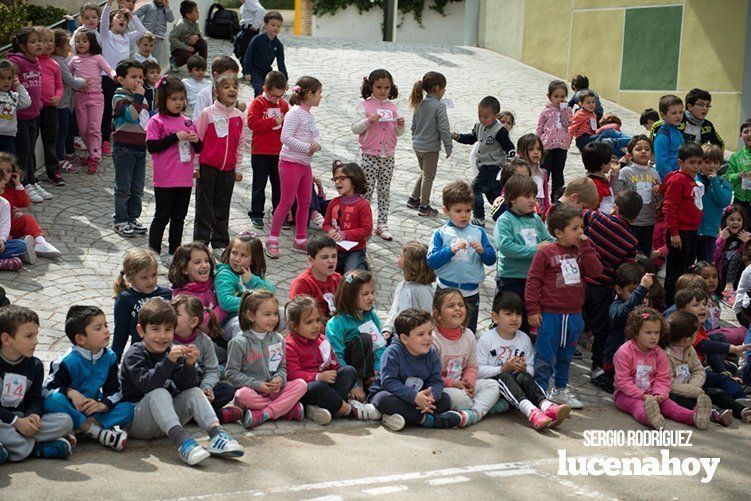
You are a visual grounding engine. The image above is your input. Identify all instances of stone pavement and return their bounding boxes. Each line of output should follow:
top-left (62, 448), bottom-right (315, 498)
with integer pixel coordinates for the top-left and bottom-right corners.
top-left (1, 35), bottom-right (645, 415)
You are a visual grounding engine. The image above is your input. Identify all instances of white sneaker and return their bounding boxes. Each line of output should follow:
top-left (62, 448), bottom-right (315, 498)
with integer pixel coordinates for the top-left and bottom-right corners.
top-left (114, 223), bottom-right (135, 238)
top-left (375, 225), bottom-right (393, 241)
top-left (305, 405), bottom-right (332, 425)
top-left (349, 400), bottom-right (382, 420)
top-left (550, 387), bottom-right (584, 409)
top-left (382, 413), bottom-right (405, 431)
top-left (34, 239), bottom-right (61, 259)
top-left (20, 235), bottom-right (37, 264)
top-left (34, 183), bottom-right (53, 200)
top-left (25, 184), bottom-right (43, 203)
top-left (309, 211), bottom-right (324, 230)
top-left (74, 136), bottom-right (87, 150)
top-left (205, 431), bottom-right (244, 457)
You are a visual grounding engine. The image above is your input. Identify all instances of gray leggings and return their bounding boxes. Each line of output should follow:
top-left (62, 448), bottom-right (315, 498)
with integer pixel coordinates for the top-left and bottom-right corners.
top-left (0, 412), bottom-right (73, 461)
top-left (126, 387), bottom-right (217, 440)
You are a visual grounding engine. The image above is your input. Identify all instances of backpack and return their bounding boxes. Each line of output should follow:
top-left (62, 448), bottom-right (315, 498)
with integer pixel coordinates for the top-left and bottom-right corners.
top-left (233, 26), bottom-right (258, 61)
top-left (205, 3), bottom-right (240, 40)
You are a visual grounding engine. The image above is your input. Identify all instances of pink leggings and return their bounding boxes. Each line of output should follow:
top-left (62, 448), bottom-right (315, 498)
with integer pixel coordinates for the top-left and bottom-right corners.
top-left (614, 392), bottom-right (694, 428)
top-left (233, 379), bottom-right (307, 419)
top-left (269, 159), bottom-right (312, 240)
top-left (75, 92), bottom-right (104, 161)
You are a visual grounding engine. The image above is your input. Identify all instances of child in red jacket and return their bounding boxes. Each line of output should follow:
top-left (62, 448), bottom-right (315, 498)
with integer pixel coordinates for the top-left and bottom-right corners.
top-left (246, 70), bottom-right (289, 230)
top-left (323, 161), bottom-right (373, 274)
top-left (284, 295), bottom-right (381, 425)
top-left (0, 153), bottom-right (61, 259)
top-left (659, 142), bottom-right (704, 304)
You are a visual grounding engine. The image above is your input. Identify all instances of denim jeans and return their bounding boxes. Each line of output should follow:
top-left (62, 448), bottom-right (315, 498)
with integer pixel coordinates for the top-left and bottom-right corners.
top-left (0, 239), bottom-right (27, 259)
top-left (113, 143), bottom-right (146, 224)
top-left (336, 249), bottom-right (368, 275)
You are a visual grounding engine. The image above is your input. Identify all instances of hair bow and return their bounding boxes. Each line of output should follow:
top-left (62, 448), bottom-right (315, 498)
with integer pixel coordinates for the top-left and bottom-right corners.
top-left (363, 75), bottom-right (369, 82)
top-left (344, 274), bottom-right (354, 284)
top-left (292, 85), bottom-right (301, 92)
top-left (155, 75), bottom-right (168, 89)
top-left (238, 230), bottom-right (258, 239)
top-left (640, 313), bottom-right (650, 319)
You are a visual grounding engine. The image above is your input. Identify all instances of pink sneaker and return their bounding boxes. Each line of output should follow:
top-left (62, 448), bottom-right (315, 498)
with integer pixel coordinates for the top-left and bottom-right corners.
top-left (265, 240), bottom-right (279, 259)
top-left (219, 405), bottom-right (243, 424)
top-left (280, 403), bottom-right (304, 421)
top-left (102, 141), bottom-right (111, 155)
top-left (292, 239), bottom-right (308, 254)
top-left (528, 408), bottom-right (553, 430)
top-left (87, 158), bottom-right (98, 175)
top-left (543, 403), bottom-right (571, 428)
top-left (0, 257), bottom-right (22, 271)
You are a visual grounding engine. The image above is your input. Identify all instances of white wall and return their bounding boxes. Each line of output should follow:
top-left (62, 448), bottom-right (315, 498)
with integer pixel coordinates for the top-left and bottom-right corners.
top-left (313, 1), bottom-right (467, 46)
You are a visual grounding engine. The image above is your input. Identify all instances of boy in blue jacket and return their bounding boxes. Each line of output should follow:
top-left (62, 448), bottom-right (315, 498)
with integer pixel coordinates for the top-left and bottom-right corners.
top-left (427, 181), bottom-right (496, 333)
top-left (44, 306), bottom-right (134, 451)
top-left (369, 309), bottom-right (462, 431)
top-left (696, 143), bottom-right (733, 262)
top-left (654, 95), bottom-right (685, 180)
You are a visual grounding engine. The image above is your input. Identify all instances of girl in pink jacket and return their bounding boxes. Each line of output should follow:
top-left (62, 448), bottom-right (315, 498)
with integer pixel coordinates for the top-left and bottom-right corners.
top-left (535, 80), bottom-right (573, 199)
top-left (266, 76), bottom-right (323, 258)
top-left (613, 307), bottom-right (710, 429)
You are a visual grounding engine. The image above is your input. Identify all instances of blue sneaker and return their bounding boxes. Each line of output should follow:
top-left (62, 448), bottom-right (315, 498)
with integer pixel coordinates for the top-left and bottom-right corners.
top-left (206, 431), bottom-right (244, 458)
top-left (32, 438), bottom-right (71, 459)
top-left (178, 438), bottom-right (210, 466)
top-left (0, 443), bottom-right (8, 464)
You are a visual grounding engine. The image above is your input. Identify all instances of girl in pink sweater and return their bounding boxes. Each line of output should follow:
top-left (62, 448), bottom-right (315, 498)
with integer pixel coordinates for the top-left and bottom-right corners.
top-left (8, 27), bottom-right (45, 199)
top-left (38, 27), bottom-right (64, 187)
top-left (352, 69), bottom-right (404, 241)
top-left (266, 76), bottom-right (322, 259)
top-left (535, 80), bottom-right (573, 198)
top-left (69, 30), bottom-right (117, 174)
top-left (613, 307), bottom-right (710, 429)
top-left (146, 77), bottom-right (202, 256)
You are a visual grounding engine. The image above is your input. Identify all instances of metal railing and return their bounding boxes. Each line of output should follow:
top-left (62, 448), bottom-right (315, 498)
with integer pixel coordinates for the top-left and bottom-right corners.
top-left (0, 1), bottom-right (108, 55)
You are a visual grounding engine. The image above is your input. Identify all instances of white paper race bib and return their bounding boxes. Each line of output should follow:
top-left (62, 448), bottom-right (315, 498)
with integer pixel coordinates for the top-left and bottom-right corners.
top-left (265, 108), bottom-right (282, 119)
top-left (599, 194), bottom-right (615, 214)
top-left (267, 342), bottom-right (283, 372)
top-left (636, 181), bottom-right (653, 204)
top-left (742, 177), bottom-right (751, 191)
top-left (178, 140), bottom-right (192, 163)
top-left (635, 364), bottom-right (653, 390)
top-left (444, 356), bottom-right (465, 380)
top-left (534, 174), bottom-right (545, 198)
top-left (214, 114), bottom-right (229, 138)
top-left (520, 228), bottom-right (537, 247)
top-left (318, 339), bottom-right (332, 370)
top-left (560, 258), bottom-right (581, 285)
top-left (323, 292), bottom-right (336, 315)
top-left (404, 376), bottom-right (424, 391)
top-left (451, 238), bottom-right (472, 262)
top-left (589, 118), bottom-right (598, 131)
top-left (138, 109), bottom-right (150, 131)
top-left (359, 320), bottom-right (386, 350)
top-left (675, 363), bottom-right (691, 384)
top-left (692, 185), bottom-right (704, 210)
top-left (442, 98), bottom-right (455, 109)
top-left (376, 108), bottom-right (396, 122)
top-left (1, 373), bottom-right (27, 408)
top-left (556, 113), bottom-right (564, 129)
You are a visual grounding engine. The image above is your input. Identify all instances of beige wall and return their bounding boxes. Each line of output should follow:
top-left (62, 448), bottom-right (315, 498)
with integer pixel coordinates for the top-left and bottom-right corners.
top-left (479, 0), bottom-right (751, 150)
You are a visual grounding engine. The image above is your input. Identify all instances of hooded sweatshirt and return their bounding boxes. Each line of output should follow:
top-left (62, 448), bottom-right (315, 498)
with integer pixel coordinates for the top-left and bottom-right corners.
top-left (0, 85), bottom-right (31, 137)
top-left (285, 332), bottom-right (341, 382)
top-left (119, 341), bottom-right (198, 402)
top-left (214, 263), bottom-right (276, 318)
top-left (225, 329), bottom-right (287, 389)
top-left (663, 343), bottom-right (706, 399)
top-left (325, 308), bottom-right (385, 371)
top-left (659, 170), bottom-right (703, 237)
top-left (7, 53), bottom-right (42, 120)
top-left (38, 54), bottom-right (62, 106)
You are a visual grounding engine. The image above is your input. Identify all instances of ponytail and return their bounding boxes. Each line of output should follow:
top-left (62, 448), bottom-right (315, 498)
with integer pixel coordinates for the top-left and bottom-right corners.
top-left (289, 75), bottom-right (322, 106)
top-left (409, 71), bottom-right (446, 109)
top-left (113, 271), bottom-right (129, 297)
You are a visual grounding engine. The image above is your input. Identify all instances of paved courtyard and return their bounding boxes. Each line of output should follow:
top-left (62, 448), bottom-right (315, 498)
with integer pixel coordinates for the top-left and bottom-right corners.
top-left (2, 36), bottom-right (749, 499)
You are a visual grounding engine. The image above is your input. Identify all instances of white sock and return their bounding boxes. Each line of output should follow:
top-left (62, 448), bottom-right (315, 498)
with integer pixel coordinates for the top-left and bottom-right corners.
top-left (518, 399), bottom-right (536, 418)
top-left (539, 399), bottom-right (553, 413)
top-left (84, 423), bottom-right (102, 439)
top-left (35, 236), bottom-right (46, 244)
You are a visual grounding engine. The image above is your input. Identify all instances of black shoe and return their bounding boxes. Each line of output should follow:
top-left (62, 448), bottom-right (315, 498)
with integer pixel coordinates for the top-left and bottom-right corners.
top-left (591, 372), bottom-right (614, 394)
top-left (417, 205), bottom-right (438, 217)
top-left (49, 174), bottom-right (65, 187)
top-left (406, 197), bottom-right (420, 209)
top-left (250, 218), bottom-right (264, 230)
top-left (573, 349), bottom-right (583, 360)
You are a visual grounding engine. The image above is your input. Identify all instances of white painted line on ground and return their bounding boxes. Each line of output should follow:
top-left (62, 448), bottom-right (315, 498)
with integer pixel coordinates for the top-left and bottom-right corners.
top-left (163, 460), bottom-right (550, 500)
top-left (362, 485), bottom-right (409, 495)
top-left (426, 476), bottom-right (471, 486)
top-left (485, 468), bottom-right (536, 477)
top-left (300, 496), bottom-right (342, 501)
